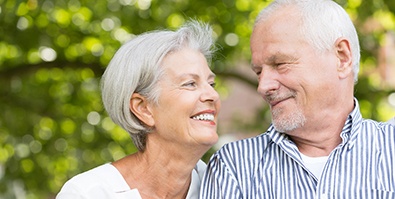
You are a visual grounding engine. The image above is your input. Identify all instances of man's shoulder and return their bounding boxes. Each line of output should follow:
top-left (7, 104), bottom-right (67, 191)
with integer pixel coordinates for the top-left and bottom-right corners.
top-left (387, 117), bottom-right (395, 125)
top-left (228, 133), bottom-right (270, 145)
top-left (216, 133), bottom-right (272, 157)
top-left (207, 133), bottom-right (273, 173)
top-left (354, 118), bottom-right (395, 141)
top-left (360, 118), bottom-right (395, 130)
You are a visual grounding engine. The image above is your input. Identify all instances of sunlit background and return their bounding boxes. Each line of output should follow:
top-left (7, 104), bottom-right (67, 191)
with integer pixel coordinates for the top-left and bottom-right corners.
top-left (1, 0), bottom-right (395, 198)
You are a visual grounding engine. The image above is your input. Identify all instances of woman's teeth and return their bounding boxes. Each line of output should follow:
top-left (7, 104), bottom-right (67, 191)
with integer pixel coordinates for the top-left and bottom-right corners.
top-left (192, 114), bottom-right (214, 121)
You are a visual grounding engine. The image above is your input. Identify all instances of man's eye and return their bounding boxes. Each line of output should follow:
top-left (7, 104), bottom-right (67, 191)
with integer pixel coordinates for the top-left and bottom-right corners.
top-left (275, 63), bottom-right (286, 67)
top-left (274, 62), bottom-right (290, 72)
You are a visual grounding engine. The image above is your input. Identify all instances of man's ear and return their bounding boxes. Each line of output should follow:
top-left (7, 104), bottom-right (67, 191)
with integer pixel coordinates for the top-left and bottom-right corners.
top-left (130, 93), bottom-right (155, 127)
top-left (335, 37), bottom-right (353, 79)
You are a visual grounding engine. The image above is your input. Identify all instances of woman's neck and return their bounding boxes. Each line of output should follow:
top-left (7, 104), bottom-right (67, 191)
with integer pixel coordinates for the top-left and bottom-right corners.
top-left (113, 146), bottom-right (200, 199)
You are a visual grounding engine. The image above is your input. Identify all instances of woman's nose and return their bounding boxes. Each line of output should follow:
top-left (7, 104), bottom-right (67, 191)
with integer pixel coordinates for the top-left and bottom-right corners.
top-left (201, 83), bottom-right (220, 103)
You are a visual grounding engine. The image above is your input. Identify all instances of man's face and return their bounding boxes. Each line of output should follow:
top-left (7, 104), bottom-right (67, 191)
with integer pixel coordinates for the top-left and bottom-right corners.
top-left (250, 7), bottom-right (340, 133)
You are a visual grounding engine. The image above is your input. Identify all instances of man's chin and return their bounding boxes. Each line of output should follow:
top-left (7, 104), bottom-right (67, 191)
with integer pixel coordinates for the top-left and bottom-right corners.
top-left (272, 116), bottom-right (306, 133)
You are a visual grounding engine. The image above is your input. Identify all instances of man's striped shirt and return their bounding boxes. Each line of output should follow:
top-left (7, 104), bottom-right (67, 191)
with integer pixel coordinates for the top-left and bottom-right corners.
top-left (200, 99), bottom-right (395, 199)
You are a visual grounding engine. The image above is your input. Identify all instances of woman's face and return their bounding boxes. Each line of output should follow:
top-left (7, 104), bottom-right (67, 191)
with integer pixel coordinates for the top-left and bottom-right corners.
top-left (148, 48), bottom-right (220, 148)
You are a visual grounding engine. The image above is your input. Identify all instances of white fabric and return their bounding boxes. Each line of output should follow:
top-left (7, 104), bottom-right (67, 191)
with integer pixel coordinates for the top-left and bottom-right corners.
top-left (388, 117), bottom-right (395, 125)
top-left (300, 153), bottom-right (329, 180)
top-left (56, 160), bottom-right (206, 199)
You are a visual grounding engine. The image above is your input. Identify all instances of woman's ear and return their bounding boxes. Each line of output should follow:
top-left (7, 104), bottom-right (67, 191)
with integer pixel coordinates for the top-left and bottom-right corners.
top-left (335, 37), bottom-right (353, 79)
top-left (130, 93), bottom-right (155, 127)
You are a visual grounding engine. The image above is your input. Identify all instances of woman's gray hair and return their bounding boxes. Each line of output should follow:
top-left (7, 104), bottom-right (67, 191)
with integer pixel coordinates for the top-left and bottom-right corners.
top-left (101, 20), bottom-right (216, 151)
top-left (255, 0), bottom-right (360, 83)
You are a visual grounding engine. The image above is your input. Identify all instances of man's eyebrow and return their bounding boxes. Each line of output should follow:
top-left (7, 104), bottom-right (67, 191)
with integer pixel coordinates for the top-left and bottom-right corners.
top-left (266, 53), bottom-right (297, 64)
top-left (251, 52), bottom-right (298, 70)
top-left (251, 52), bottom-right (295, 65)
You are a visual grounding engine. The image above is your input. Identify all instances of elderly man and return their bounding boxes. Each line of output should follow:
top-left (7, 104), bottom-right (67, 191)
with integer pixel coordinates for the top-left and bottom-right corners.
top-left (200, 0), bottom-right (395, 198)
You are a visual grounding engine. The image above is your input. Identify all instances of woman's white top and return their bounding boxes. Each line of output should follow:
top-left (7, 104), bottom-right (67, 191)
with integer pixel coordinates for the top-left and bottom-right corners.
top-left (56, 160), bottom-right (206, 199)
top-left (388, 117), bottom-right (395, 125)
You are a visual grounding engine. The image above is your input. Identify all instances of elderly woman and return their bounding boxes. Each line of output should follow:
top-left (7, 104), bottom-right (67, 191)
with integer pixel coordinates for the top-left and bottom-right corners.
top-left (56, 20), bottom-right (220, 199)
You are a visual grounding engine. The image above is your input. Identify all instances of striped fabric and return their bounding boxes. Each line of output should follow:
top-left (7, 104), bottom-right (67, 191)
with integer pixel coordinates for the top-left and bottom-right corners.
top-left (200, 99), bottom-right (395, 199)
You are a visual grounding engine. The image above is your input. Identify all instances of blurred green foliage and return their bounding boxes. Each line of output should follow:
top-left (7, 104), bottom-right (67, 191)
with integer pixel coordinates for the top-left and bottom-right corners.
top-left (0, 0), bottom-right (394, 198)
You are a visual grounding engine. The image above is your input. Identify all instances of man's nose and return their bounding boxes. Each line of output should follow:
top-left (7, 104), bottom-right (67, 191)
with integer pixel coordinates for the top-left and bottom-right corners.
top-left (257, 68), bottom-right (281, 96)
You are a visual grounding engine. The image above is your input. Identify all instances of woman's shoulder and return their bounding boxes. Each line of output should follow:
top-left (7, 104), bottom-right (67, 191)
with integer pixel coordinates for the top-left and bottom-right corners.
top-left (56, 163), bottom-right (133, 198)
top-left (65, 163), bottom-right (119, 186)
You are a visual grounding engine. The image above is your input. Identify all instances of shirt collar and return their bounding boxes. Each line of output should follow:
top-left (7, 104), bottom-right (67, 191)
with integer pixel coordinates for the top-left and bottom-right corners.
top-left (185, 160), bottom-right (206, 199)
top-left (344, 98), bottom-right (363, 149)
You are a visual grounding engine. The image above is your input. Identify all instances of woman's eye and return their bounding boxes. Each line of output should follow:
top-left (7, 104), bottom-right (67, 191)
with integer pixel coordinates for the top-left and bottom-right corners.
top-left (210, 82), bottom-right (216, 88)
top-left (183, 81), bottom-right (196, 87)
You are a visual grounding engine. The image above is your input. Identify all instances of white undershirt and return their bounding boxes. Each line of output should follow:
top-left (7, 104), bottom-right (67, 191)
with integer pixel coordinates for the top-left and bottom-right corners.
top-left (300, 153), bottom-right (329, 180)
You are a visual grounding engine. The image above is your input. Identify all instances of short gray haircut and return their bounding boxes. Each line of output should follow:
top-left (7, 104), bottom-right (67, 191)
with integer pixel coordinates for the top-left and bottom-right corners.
top-left (101, 20), bottom-right (216, 151)
top-left (255, 0), bottom-right (360, 83)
